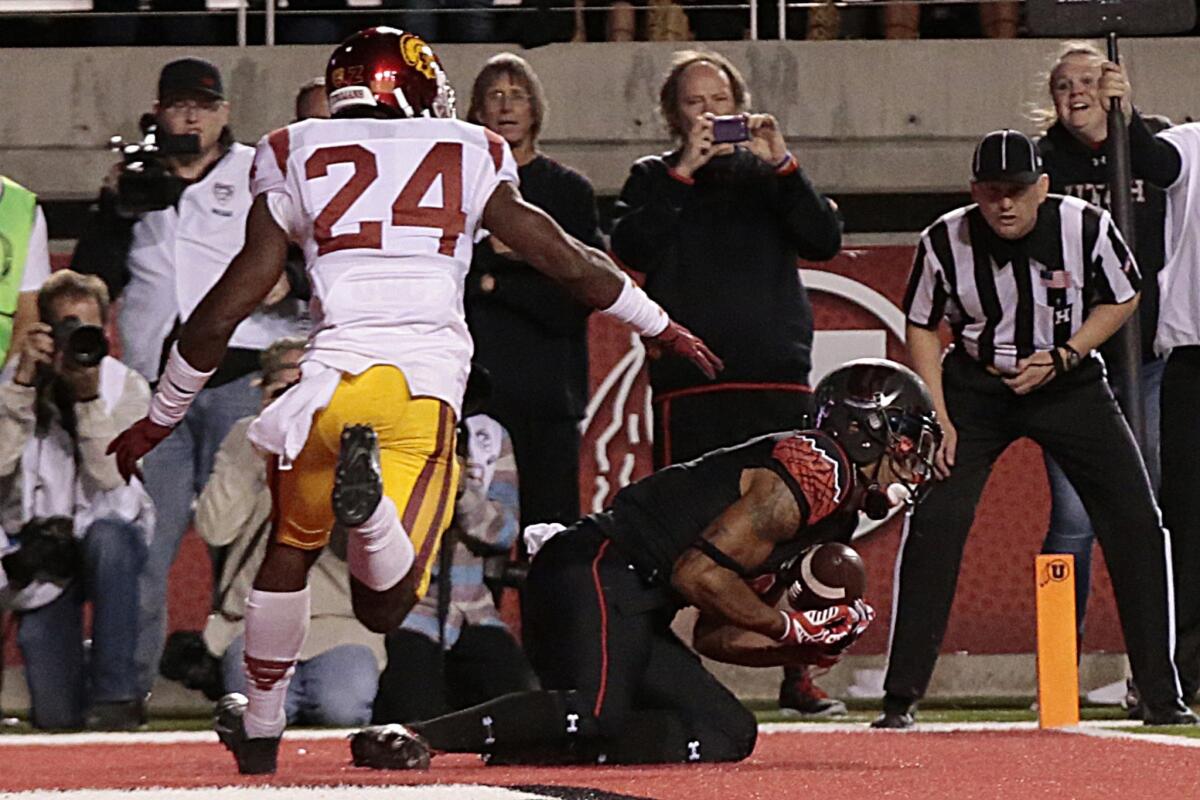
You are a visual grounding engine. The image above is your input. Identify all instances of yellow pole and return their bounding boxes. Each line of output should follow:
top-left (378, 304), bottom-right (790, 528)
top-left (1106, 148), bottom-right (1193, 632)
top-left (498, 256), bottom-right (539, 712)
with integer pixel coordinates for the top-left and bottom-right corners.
top-left (1036, 554), bottom-right (1080, 728)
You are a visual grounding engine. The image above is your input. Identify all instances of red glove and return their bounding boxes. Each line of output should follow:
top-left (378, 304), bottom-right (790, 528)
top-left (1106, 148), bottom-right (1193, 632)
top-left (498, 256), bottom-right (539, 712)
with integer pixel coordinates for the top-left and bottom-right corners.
top-left (106, 417), bottom-right (175, 483)
top-left (647, 320), bottom-right (724, 380)
top-left (778, 600), bottom-right (874, 648)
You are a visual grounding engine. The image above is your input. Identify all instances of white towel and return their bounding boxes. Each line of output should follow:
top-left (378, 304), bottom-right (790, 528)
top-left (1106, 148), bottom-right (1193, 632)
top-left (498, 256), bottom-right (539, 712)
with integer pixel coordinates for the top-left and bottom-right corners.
top-left (523, 522), bottom-right (568, 559)
top-left (247, 361), bottom-right (342, 467)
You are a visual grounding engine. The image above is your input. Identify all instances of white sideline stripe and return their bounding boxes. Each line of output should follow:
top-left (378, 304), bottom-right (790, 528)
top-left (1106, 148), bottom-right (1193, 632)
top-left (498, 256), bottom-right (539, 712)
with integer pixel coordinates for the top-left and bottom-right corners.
top-left (0, 719), bottom-right (1193, 749)
top-left (0, 788), bottom-right (546, 800)
top-left (761, 720), bottom-right (1148, 734)
top-left (1063, 725), bottom-right (1200, 749)
top-left (763, 718), bottom-right (1200, 747)
top-left (0, 729), bottom-right (357, 746)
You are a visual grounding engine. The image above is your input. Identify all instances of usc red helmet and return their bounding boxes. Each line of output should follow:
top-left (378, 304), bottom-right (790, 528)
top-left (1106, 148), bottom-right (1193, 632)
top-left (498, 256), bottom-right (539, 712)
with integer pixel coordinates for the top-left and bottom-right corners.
top-left (325, 27), bottom-right (455, 119)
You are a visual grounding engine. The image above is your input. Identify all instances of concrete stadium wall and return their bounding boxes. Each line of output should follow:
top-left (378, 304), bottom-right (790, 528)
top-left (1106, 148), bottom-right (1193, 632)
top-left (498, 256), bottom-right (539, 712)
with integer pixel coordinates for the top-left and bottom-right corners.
top-left (3, 38), bottom-right (1200, 201)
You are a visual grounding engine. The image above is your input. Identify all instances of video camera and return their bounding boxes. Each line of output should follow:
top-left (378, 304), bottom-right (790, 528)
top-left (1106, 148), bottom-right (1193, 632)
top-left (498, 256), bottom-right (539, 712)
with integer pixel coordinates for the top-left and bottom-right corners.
top-left (109, 113), bottom-right (200, 216)
top-left (159, 630), bottom-right (225, 701)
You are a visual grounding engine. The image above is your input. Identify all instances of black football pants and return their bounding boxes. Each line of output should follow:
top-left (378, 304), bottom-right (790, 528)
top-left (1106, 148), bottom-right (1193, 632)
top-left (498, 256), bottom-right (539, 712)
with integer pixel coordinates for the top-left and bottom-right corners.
top-left (884, 349), bottom-right (1187, 717)
top-left (413, 524), bottom-right (757, 764)
top-left (1161, 346), bottom-right (1200, 701)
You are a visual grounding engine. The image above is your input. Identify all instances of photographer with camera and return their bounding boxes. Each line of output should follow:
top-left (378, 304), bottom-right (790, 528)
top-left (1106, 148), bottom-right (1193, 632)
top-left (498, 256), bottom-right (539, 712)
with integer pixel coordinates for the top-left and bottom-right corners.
top-left (186, 338), bottom-right (383, 726)
top-left (610, 51), bottom-right (843, 718)
top-left (71, 57), bottom-right (308, 702)
top-left (0, 270), bottom-right (152, 730)
top-left (372, 365), bottom-right (537, 724)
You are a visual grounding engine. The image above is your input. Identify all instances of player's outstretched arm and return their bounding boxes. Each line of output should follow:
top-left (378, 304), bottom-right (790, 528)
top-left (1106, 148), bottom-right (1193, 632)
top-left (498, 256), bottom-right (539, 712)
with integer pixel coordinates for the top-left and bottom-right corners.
top-left (107, 195), bottom-right (288, 482)
top-left (482, 182), bottom-right (723, 378)
top-left (482, 181), bottom-right (623, 308)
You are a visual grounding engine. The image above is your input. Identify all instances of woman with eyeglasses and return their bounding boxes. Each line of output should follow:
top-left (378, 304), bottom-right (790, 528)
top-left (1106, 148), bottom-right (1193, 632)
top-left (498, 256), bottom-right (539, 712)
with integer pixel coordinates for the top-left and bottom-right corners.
top-left (464, 53), bottom-right (604, 536)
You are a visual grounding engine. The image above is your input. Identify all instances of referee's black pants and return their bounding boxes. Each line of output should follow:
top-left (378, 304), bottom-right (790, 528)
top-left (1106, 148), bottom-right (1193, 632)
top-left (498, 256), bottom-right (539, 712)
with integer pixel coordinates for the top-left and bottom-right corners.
top-left (411, 523), bottom-right (758, 764)
top-left (1161, 346), bottom-right (1200, 701)
top-left (884, 349), bottom-right (1187, 716)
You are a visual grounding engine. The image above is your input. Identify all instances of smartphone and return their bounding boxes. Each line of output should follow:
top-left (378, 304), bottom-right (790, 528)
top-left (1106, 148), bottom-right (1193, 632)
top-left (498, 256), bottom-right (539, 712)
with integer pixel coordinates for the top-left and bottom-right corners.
top-left (711, 114), bottom-right (750, 144)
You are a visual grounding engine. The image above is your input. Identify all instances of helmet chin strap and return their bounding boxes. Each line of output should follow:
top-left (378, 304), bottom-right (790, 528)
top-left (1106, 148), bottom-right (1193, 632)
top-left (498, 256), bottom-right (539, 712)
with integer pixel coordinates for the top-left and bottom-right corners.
top-left (858, 460), bottom-right (891, 520)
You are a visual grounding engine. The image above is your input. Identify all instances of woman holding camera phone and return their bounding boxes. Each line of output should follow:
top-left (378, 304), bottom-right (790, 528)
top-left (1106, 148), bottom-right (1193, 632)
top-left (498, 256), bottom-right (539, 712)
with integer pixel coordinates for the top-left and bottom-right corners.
top-left (610, 50), bottom-right (844, 719)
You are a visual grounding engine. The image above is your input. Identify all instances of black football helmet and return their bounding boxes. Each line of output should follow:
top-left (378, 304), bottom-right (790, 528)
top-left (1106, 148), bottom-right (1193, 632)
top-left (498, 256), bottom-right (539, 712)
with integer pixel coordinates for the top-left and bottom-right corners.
top-left (325, 27), bottom-right (455, 119)
top-left (814, 359), bottom-right (942, 501)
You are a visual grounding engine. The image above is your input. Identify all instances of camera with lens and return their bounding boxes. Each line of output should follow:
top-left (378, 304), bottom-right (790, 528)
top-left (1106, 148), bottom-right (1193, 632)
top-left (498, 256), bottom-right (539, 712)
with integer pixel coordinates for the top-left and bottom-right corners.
top-left (159, 630), bottom-right (225, 701)
top-left (109, 113), bottom-right (200, 216)
top-left (0, 516), bottom-right (80, 591)
top-left (52, 316), bottom-right (108, 368)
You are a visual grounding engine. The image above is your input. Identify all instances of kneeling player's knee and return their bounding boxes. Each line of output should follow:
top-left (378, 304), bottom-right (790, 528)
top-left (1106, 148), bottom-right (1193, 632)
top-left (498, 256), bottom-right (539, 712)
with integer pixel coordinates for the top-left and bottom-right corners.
top-left (591, 698), bottom-right (633, 740)
top-left (722, 705), bottom-right (758, 761)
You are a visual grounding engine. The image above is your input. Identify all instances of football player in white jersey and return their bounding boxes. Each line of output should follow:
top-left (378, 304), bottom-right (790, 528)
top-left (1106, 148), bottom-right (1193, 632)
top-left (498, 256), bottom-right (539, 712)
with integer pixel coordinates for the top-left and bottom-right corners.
top-left (109, 27), bottom-right (721, 775)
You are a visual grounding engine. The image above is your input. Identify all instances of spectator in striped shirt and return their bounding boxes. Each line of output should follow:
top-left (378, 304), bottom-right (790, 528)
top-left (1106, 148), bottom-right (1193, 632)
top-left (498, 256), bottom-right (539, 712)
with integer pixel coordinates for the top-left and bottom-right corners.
top-left (372, 367), bottom-right (537, 723)
top-left (874, 129), bottom-right (1197, 730)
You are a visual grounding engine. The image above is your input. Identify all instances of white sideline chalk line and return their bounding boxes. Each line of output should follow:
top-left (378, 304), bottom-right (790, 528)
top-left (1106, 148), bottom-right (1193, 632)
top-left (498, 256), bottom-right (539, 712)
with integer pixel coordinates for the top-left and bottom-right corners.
top-left (763, 719), bottom-right (1200, 748)
top-left (0, 728), bottom-right (357, 746)
top-left (0, 787), bottom-right (545, 800)
top-left (0, 719), bottom-right (1181, 747)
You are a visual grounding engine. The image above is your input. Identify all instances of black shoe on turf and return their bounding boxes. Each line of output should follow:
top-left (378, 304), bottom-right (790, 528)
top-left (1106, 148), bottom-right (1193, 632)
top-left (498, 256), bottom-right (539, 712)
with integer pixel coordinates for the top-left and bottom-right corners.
top-left (870, 711), bottom-right (915, 729)
top-left (1142, 707), bottom-right (1200, 726)
top-left (333, 424), bottom-right (382, 528)
top-left (350, 724), bottom-right (432, 770)
top-left (84, 698), bottom-right (146, 731)
top-left (214, 692), bottom-right (281, 775)
top-left (871, 695), bottom-right (916, 729)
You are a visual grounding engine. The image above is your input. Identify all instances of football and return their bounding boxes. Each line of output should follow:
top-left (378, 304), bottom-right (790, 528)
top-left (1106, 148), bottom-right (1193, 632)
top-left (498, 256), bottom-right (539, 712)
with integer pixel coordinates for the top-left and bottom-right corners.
top-left (785, 542), bottom-right (867, 611)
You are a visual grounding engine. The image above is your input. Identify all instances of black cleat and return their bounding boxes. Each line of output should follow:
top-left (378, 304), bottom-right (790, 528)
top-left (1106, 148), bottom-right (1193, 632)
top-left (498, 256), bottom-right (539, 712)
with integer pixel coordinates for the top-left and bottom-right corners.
top-left (870, 711), bottom-right (915, 730)
top-left (333, 425), bottom-right (383, 528)
top-left (350, 724), bottom-right (433, 770)
top-left (214, 693), bottom-right (281, 775)
top-left (85, 699), bottom-right (146, 731)
top-left (1142, 707), bottom-right (1200, 726)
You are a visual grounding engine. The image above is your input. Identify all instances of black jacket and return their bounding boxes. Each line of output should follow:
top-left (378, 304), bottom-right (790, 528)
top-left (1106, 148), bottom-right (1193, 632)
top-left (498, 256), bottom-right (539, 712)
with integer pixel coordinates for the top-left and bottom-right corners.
top-left (466, 155), bottom-right (603, 421)
top-left (1037, 112), bottom-right (1171, 361)
top-left (610, 149), bottom-right (841, 394)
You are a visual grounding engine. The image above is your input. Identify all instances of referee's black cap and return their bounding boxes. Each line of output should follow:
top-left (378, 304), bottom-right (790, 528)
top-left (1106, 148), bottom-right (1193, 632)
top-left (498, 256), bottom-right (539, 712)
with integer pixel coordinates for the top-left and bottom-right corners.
top-left (971, 129), bottom-right (1043, 185)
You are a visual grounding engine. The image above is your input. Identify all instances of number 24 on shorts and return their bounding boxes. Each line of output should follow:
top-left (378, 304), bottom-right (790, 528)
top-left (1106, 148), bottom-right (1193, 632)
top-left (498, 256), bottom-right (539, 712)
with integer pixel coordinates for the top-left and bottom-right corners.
top-left (305, 141), bottom-right (466, 257)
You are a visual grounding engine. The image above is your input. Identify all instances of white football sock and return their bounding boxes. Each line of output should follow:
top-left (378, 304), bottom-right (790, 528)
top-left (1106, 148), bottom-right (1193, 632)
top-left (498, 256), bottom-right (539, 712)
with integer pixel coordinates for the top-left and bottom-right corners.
top-left (347, 495), bottom-right (414, 591)
top-left (242, 586), bottom-right (309, 739)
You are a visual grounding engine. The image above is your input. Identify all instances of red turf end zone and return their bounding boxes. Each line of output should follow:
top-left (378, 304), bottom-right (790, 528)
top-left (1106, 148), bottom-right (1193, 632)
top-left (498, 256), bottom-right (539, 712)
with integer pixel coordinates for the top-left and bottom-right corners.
top-left (2, 727), bottom-right (1200, 799)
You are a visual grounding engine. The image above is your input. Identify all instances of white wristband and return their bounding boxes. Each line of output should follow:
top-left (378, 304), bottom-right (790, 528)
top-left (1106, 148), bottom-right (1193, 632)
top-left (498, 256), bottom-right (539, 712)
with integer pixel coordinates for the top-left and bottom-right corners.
top-left (601, 273), bottom-right (669, 338)
top-left (148, 343), bottom-right (216, 427)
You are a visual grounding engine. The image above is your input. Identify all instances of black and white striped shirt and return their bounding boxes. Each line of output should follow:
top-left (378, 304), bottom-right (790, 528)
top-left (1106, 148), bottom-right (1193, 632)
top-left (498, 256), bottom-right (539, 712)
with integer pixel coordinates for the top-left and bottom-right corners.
top-left (902, 195), bottom-right (1139, 374)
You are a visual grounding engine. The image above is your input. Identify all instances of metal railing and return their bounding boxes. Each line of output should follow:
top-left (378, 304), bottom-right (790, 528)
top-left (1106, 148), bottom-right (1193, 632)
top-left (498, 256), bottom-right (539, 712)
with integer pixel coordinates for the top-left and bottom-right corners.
top-left (0, 0), bottom-right (1025, 45)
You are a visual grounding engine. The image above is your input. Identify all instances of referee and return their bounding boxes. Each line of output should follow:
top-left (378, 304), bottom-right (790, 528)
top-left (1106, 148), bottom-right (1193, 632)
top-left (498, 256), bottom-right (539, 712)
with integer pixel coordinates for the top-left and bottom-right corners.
top-left (875, 129), bottom-right (1197, 729)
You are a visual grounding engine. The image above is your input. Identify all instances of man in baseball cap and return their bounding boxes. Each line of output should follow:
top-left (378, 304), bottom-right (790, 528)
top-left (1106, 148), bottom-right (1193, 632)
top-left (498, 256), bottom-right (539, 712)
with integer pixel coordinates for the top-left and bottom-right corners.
top-left (158, 57), bottom-right (225, 103)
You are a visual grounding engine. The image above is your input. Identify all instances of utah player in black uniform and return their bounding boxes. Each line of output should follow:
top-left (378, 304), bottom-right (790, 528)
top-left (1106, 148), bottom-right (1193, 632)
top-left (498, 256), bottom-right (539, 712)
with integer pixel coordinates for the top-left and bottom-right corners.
top-left (351, 359), bottom-right (941, 768)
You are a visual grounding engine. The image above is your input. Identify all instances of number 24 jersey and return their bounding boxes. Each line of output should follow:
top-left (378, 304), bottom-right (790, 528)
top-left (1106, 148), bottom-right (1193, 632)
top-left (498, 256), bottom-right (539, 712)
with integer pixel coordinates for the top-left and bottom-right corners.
top-left (250, 117), bottom-right (518, 416)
